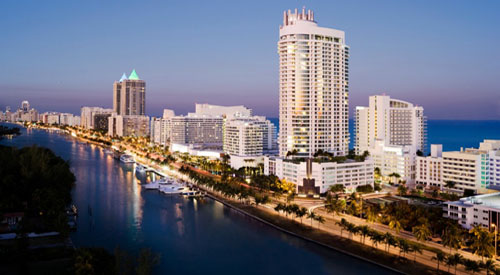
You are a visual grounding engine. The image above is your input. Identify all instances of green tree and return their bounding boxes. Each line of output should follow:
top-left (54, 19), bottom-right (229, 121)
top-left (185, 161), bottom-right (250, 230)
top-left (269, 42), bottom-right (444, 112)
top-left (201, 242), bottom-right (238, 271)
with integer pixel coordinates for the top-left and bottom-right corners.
top-left (463, 259), bottom-right (482, 274)
top-left (481, 259), bottom-right (497, 275)
top-left (412, 223), bottom-right (432, 243)
top-left (388, 216), bottom-right (402, 234)
top-left (470, 225), bottom-right (494, 260)
top-left (442, 224), bottom-right (462, 253)
top-left (431, 251), bottom-right (446, 272)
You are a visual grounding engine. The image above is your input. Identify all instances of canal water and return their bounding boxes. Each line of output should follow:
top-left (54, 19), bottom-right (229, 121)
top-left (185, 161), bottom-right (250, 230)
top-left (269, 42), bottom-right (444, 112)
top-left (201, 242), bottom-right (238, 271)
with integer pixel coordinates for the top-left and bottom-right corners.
top-left (0, 125), bottom-right (392, 274)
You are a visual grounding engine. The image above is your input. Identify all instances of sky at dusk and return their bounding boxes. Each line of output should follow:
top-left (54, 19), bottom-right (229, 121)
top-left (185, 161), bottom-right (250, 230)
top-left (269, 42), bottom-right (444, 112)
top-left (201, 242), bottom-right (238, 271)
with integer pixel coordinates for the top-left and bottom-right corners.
top-left (1, 0), bottom-right (499, 119)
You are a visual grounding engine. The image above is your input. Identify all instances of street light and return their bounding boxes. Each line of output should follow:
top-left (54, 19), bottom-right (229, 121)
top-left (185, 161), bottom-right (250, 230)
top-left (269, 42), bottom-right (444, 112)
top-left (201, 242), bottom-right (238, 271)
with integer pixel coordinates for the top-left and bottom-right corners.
top-left (492, 223), bottom-right (498, 259)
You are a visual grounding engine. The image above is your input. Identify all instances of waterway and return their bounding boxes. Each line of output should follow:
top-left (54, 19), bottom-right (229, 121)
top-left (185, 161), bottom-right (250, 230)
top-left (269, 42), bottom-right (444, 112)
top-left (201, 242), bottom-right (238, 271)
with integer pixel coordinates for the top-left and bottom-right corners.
top-left (0, 124), bottom-right (391, 274)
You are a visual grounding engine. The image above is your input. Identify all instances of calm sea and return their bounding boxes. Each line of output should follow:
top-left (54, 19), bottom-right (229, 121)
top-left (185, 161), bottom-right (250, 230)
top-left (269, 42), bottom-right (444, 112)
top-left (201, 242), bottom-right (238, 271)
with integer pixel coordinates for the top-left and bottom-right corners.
top-left (268, 118), bottom-right (500, 152)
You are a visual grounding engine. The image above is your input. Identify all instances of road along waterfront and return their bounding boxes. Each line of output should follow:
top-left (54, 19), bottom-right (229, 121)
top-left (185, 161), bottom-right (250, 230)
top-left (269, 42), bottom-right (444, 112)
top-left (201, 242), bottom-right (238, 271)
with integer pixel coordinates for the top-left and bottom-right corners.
top-left (0, 124), bottom-right (394, 274)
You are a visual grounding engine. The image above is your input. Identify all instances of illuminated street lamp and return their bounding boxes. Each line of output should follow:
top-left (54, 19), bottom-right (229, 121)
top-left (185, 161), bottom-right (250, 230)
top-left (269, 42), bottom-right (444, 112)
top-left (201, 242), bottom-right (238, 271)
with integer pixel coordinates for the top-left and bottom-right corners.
top-left (493, 223), bottom-right (498, 258)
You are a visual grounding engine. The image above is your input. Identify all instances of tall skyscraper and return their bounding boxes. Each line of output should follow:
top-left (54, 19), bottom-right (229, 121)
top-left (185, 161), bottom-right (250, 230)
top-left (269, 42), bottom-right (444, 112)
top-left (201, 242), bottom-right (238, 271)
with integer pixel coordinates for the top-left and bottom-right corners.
top-left (278, 8), bottom-right (349, 158)
top-left (113, 70), bottom-right (146, 116)
top-left (21, 100), bottom-right (30, 113)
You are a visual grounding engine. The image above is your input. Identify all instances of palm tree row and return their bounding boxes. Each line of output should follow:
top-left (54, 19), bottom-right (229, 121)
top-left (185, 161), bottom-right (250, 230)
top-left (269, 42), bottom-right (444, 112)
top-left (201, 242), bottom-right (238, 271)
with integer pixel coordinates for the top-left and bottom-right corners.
top-left (336, 219), bottom-right (423, 261)
top-left (274, 203), bottom-right (325, 228)
top-left (179, 165), bottom-right (270, 207)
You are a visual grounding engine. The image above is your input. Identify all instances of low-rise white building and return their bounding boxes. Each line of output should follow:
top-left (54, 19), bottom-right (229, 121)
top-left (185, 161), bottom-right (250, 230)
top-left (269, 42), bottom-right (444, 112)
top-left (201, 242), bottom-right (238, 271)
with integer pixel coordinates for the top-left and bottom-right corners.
top-left (416, 144), bottom-right (443, 189)
top-left (443, 193), bottom-right (500, 229)
top-left (264, 157), bottom-right (374, 194)
top-left (415, 140), bottom-right (500, 194)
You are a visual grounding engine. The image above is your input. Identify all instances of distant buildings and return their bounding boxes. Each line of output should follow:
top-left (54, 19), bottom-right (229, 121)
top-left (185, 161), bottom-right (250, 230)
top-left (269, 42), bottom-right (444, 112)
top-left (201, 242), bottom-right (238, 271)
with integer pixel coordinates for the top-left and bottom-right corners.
top-left (80, 107), bottom-right (113, 129)
top-left (108, 71), bottom-right (149, 137)
top-left (113, 70), bottom-right (146, 116)
top-left (0, 100), bottom-right (39, 123)
top-left (108, 115), bottom-right (149, 137)
top-left (278, 7), bottom-right (349, 158)
top-left (416, 140), bottom-right (500, 194)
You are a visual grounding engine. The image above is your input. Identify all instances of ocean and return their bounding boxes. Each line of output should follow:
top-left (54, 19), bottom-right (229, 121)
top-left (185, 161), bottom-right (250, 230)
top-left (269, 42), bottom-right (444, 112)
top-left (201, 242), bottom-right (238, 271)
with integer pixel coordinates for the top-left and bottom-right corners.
top-left (268, 118), bottom-right (500, 152)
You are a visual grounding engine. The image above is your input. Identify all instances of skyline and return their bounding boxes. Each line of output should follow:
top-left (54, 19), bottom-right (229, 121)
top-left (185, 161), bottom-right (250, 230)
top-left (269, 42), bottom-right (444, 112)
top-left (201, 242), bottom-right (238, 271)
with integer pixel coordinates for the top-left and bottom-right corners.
top-left (1, 0), bottom-right (499, 120)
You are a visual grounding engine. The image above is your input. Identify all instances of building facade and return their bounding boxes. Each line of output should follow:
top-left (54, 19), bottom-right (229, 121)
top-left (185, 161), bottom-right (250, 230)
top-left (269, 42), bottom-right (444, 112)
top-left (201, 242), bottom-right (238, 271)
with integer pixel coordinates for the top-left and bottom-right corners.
top-left (278, 8), bottom-right (349, 158)
top-left (355, 95), bottom-right (426, 155)
top-left (223, 116), bottom-right (277, 157)
top-left (264, 156), bottom-right (373, 194)
top-left (80, 107), bottom-right (113, 129)
top-left (370, 139), bottom-right (416, 184)
top-left (416, 145), bottom-right (443, 189)
top-left (443, 193), bottom-right (500, 229)
top-left (169, 114), bottom-right (223, 146)
top-left (108, 115), bottom-right (149, 137)
top-left (113, 70), bottom-right (146, 116)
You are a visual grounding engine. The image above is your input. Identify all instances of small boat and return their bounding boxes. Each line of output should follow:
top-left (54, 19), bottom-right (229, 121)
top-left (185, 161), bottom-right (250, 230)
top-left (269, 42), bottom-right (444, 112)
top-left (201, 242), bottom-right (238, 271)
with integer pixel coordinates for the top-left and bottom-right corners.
top-left (159, 184), bottom-right (188, 195)
top-left (182, 190), bottom-right (205, 198)
top-left (120, 154), bottom-right (135, 164)
top-left (103, 149), bottom-right (113, 154)
top-left (143, 177), bottom-right (174, 190)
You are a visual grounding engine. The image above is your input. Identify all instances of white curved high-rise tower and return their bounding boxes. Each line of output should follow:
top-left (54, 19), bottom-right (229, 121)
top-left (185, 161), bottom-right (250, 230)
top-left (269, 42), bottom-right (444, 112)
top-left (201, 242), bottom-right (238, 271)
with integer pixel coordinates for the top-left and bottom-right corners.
top-left (278, 8), bottom-right (349, 158)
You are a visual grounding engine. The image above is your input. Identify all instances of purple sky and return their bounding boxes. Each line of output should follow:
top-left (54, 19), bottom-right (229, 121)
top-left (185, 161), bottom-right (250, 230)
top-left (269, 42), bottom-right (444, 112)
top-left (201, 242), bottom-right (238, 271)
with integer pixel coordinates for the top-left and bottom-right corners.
top-left (1, 0), bottom-right (499, 119)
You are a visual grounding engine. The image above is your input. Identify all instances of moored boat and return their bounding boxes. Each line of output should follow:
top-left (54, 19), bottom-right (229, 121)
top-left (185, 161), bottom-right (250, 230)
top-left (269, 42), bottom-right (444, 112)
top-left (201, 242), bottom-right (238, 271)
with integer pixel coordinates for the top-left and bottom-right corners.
top-left (120, 154), bottom-right (135, 164)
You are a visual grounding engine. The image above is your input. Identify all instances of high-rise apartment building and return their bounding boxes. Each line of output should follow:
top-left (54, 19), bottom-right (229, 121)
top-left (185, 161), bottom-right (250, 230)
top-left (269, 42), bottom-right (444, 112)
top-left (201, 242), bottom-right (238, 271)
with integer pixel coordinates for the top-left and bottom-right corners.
top-left (113, 70), bottom-right (146, 116)
top-left (278, 8), bottom-right (349, 158)
top-left (80, 107), bottom-right (113, 129)
top-left (355, 95), bottom-right (426, 154)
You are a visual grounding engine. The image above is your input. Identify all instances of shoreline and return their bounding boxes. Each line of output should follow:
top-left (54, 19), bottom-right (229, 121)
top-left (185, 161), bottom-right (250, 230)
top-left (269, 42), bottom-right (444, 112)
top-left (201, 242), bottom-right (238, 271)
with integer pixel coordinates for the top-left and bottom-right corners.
top-left (204, 192), bottom-right (404, 274)
top-left (12, 124), bottom-right (434, 274)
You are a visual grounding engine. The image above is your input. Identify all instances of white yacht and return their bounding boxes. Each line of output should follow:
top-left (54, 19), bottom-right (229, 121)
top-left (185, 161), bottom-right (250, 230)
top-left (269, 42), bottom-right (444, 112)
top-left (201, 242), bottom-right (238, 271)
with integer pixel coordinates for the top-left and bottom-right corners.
top-left (159, 184), bottom-right (188, 195)
top-left (143, 177), bottom-right (174, 190)
top-left (120, 154), bottom-right (135, 164)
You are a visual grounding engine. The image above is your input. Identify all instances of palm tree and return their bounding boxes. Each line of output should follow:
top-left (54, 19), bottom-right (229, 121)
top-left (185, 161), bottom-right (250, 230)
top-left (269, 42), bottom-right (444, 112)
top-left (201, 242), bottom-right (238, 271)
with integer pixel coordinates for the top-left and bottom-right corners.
top-left (370, 231), bottom-right (385, 248)
top-left (447, 253), bottom-right (463, 275)
top-left (397, 239), bottom-right (411, 258)
top-left (410, 243), bottom-right (423, 263)
top-left (412, 223), bottom-right (432, 243)
top-left (388, 216), bottom-right (402, 234)
top-left (463, 259), bottom-right (482, 274)
top-left (469, 225), bottom-right (495, 260)
top-left (307, 211), bottom-right (316, 227)
top-left (328, 184), bottom-right (345, 195)
top-left (358, 225), bottom-right (371, 244)
top-left (383, 232), bottom-right (397, 252)
top-left (337, 218), bottom-right (348, 237)
top-left (296, 207), bottom-right (308, 224)
top-left (314, 215), bottom-right (326, 229)
top-left (431, 251), bottom-right (446, 272)
top-left (442, 225), bottom-right (462, 253)
top-left (481, 259), bottom-right (497, 275)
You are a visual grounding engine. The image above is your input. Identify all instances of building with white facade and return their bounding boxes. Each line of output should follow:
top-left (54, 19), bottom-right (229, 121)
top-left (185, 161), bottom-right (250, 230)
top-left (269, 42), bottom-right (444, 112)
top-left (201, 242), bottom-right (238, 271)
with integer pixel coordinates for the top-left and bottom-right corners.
top-left (170, 114), bottom-right (223, 146)
top-left (416, 144), bottom-right (443, 189)
top-left (278, 8), bottom-right (349, 158)
top-left (80, 107), bottom-right (113, 129)
top-left (150, 109), bottom-right (175, 146)
top-left (264, 156), bottom-right (373, 194)
top-left (108, 114), bottom-right (149, 137)
top-left (415, 140), bottom-right (500, 194)
top-left (370, 139), bottom-right (416, 184)
top-left (355, 95), bottom-right (426, 155)
top-left (223, 116), bottom-right (277, 169)
top-left (443, 193), bottom-right (500, 229)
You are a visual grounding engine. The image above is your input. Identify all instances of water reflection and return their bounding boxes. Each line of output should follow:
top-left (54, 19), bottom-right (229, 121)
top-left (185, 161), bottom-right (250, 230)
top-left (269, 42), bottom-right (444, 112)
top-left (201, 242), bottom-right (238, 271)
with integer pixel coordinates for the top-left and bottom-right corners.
top-left (0, 124), bottom-right (392, 275)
